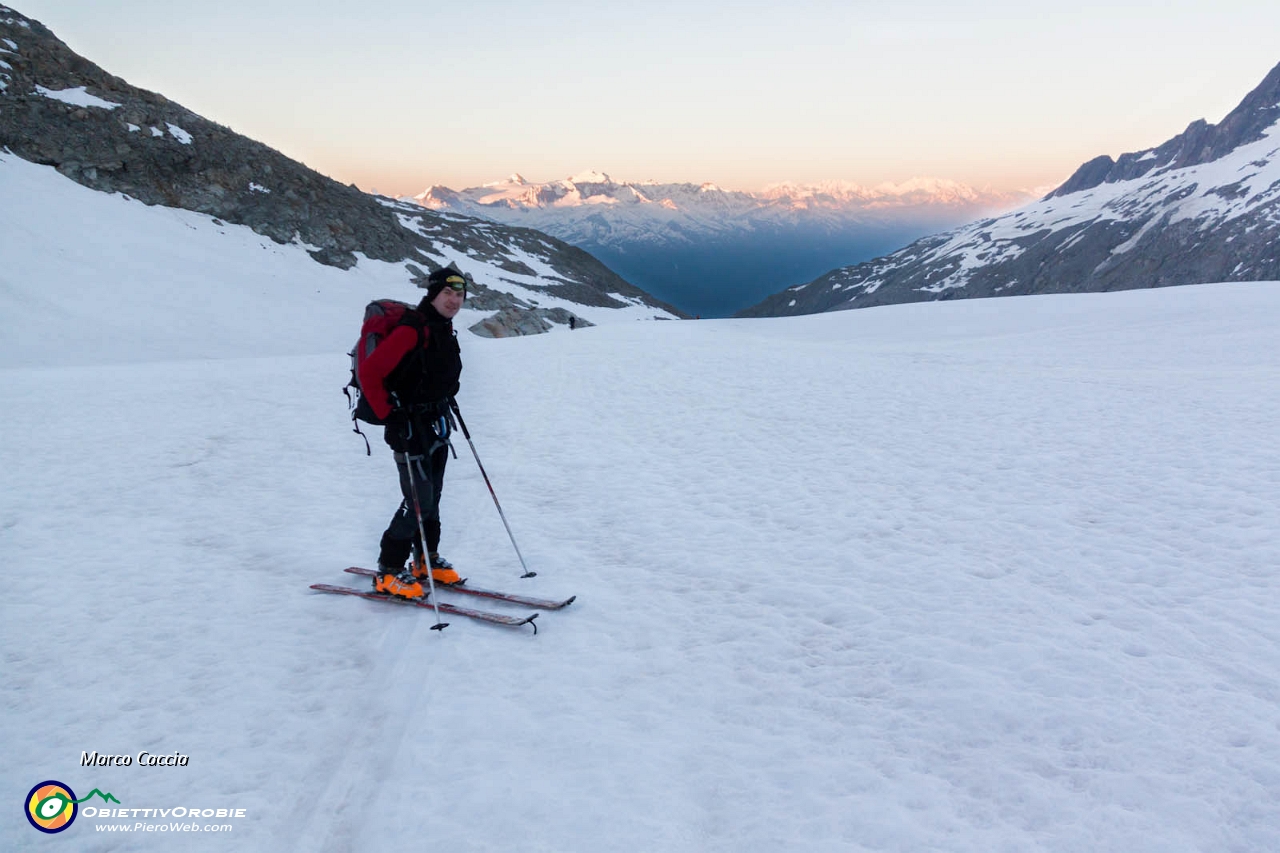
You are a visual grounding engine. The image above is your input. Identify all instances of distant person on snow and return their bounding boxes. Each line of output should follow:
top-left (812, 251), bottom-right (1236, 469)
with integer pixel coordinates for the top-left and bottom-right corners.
top-left (359, 266), bottom-right (468, 599)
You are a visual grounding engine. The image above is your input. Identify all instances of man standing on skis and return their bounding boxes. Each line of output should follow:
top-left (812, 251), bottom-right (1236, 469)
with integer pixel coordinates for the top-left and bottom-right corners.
top-left (358, 265), bottom-right (468, 599)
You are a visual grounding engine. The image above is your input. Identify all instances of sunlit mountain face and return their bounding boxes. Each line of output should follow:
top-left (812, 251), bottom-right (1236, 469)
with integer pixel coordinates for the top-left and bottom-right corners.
top-left (414, 174), bottom-right (1034, 317)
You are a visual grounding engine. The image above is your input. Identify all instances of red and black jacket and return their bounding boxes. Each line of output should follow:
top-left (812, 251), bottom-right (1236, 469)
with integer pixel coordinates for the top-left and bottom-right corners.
top-left (357, 304), bottom-right (462, 421)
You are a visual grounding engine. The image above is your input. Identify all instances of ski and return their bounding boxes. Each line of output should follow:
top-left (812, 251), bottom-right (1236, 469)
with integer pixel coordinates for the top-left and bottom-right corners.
top-left (309, 584), bottom-right (539, 633)
top-left (344, 566), bottom-right (576, 610)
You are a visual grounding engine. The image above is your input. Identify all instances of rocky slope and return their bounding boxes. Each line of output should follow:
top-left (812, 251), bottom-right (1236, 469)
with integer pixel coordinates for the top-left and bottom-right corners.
top-left (0, 6), bottom-right (683, 335)
top-left (739, 62), bottom-right (1280, 318)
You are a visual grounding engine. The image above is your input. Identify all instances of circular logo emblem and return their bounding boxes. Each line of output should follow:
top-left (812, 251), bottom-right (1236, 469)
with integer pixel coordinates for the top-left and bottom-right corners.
top-left (26, 781), bottom-right (78, 833)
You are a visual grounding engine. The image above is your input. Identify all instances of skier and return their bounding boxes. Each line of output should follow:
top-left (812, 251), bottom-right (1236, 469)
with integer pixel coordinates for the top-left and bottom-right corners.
top-left (359, 265), bottom-right (468, 599)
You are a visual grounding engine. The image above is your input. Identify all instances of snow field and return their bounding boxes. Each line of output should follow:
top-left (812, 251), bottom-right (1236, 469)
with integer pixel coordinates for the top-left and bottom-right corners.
top-left (3, 284), bottom-right (1278, 851)
top-left (445, 290), bottom-right (1279, 852)
top-left (2, 152), bottom-right (1279, 851)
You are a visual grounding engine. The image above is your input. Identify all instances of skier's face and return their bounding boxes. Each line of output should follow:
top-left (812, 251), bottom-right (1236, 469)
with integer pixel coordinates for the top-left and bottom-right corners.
top-left (431, 283), bottom-right (465, 318)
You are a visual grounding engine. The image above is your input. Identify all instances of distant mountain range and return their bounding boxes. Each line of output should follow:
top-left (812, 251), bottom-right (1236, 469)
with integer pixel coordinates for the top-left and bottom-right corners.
top-left (0, 6), bottom-right (683, 336)
top-left (414, 172), bottom-right (1033, 244)
top-left (414, 174), bottom-right (1036, 317)
top-left (740, 61), bottom-right (1280, 318)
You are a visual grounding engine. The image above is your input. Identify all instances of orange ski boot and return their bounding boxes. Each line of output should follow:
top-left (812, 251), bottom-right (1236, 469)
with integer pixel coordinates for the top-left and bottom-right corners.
top-left (412, 553), bottom-right (465, 585)
top-left (374, 569), bottom-right (426, 600)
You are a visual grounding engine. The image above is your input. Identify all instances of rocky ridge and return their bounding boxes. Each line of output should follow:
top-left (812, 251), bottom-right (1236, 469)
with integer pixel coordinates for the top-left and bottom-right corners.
top-left (0, 6), bottom-right (683, 335)
top-left (739, 61), bottom-right (1280, 318)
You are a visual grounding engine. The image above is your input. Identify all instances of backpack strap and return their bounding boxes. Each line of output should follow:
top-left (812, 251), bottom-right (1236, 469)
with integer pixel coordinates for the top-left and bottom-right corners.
top-left (351, 418), bottom-right (372, 456)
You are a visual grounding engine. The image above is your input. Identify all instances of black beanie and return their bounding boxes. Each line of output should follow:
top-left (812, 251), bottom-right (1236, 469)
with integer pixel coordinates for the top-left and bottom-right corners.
top-left (426, 265), bottom-right (468, 301)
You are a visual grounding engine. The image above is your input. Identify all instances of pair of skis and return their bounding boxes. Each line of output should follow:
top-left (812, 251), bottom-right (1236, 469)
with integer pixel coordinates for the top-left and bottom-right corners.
top-left (310, 567), bottom-right (575, 634)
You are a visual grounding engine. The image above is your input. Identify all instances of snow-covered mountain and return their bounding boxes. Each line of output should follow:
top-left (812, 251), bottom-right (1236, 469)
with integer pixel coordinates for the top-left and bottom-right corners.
top-left (741, 61), bottom-right (1280, 317)
top-left (415, 173), bottom-right (1035, 317)
top-left (0, 6), bottom-right (683, 336)
top-left (415, 172), bottom-right (1030, 246)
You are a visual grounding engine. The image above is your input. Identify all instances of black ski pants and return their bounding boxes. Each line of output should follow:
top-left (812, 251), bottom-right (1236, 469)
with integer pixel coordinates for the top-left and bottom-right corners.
top-left (378, 443), bottom-right (449, 569)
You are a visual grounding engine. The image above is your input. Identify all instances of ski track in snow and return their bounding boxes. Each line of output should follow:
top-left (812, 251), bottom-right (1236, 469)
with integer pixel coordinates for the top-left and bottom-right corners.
top-left (3, 281), bottom-right (1279, 852)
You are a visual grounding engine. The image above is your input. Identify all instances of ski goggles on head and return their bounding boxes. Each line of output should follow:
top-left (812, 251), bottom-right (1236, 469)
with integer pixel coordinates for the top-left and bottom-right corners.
top-left (441, 275), bottom-right (466, 293)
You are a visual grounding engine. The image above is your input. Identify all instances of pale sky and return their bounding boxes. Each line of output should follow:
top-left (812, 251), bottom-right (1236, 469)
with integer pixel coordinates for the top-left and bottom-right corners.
top-left (11, 1), bottom-right (1280, 195)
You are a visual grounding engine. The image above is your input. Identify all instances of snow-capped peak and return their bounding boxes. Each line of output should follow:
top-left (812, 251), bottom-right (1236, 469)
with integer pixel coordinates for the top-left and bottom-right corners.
top-left (422, 173), bottom-right (1032, 217)
top-left (411, 172), bottom-right (1038, 268)
top-left (568, 170), bottom-right (612, 185)
top-left (482, 173), bottom-right (527, 188)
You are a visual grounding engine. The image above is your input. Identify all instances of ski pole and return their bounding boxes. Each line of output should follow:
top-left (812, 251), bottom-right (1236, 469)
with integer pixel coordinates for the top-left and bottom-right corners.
top-left (403, 445), bottom-right (448, 631)
top-left (448, 398), bottom-right (536, 579)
